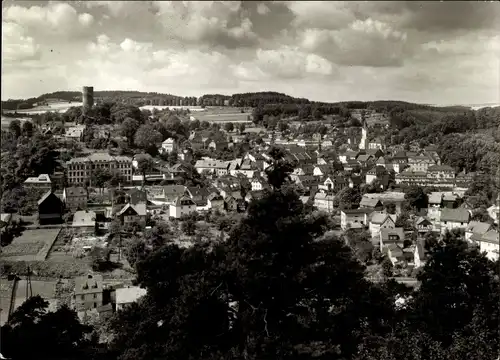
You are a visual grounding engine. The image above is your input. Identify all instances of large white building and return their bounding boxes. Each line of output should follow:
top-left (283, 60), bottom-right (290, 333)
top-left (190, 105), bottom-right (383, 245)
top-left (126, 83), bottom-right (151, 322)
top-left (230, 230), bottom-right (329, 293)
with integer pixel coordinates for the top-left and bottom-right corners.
top-left (66, 153), bottom-right (133, 186)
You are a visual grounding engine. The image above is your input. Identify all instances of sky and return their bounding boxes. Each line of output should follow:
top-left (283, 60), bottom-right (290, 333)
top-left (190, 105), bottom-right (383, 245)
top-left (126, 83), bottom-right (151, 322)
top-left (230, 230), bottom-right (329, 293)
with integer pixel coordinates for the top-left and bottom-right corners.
top-left (2, 1), bottom-right (499, 105)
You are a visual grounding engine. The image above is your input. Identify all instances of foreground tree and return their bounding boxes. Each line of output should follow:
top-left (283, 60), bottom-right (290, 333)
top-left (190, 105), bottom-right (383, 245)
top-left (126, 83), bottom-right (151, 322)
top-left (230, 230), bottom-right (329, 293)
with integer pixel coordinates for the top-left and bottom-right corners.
top-left (1, 296), bottom-right (96, 359)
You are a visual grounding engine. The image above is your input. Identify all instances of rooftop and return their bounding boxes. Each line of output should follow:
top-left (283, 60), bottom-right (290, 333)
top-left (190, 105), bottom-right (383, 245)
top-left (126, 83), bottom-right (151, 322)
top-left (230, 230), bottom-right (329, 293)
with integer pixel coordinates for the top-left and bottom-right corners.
top-left (74, 274), bottom-right (103, 295)
top-left (116, 286), bottom-right (147, 305)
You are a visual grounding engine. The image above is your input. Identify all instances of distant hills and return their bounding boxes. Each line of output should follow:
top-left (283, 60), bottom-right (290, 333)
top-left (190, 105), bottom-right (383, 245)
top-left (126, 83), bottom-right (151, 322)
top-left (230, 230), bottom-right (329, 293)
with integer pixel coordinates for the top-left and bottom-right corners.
top-left (2, 90), bottom-right (497, 112)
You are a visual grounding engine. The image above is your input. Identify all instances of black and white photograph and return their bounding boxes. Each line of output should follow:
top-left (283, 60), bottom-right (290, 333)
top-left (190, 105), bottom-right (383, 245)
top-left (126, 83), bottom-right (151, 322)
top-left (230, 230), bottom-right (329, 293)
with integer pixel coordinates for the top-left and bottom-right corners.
top-left (1, 1), bottom-right (499, 359)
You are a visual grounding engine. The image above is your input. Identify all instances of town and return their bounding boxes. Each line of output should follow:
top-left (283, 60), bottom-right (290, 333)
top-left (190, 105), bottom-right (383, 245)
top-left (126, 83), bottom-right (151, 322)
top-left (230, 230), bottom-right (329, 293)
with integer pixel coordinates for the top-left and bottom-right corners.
top-left (1, 1), bottom-right (499, 359)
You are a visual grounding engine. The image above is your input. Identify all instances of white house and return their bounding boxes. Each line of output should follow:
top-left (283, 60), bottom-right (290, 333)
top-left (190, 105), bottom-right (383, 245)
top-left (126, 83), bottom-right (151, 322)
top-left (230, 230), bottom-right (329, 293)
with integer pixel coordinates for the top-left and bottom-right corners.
top-left (115, 286), bottom-right (147, 311)
top-left (169, 196), bottom-right (197, 218)
top-left (314, 193), bottom-right (335, 213)
top-left (251, 177), bottom-right (266, 191)
top-left (474, 230), bottom-right (499, 261)
top-left (369, 213), bottom-right (396, 239)
top-left (160, 138), bottom-right (177, 154)
top-left (340, 209), bottom-right (371, 231)
top-left (440, 208), bottom-right (470, 234)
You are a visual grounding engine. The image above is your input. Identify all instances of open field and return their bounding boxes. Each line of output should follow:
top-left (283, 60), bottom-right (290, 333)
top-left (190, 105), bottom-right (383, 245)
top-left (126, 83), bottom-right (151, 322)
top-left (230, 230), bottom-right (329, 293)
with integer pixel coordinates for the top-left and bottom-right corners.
top-left (140, 105), bottom-right (206, 112)
top-left (3, 101), bottom-right (79, 115)
top-left (0, 228), bottom-right (61, 261)
top-left (194, 112), bottom-right (252, 123)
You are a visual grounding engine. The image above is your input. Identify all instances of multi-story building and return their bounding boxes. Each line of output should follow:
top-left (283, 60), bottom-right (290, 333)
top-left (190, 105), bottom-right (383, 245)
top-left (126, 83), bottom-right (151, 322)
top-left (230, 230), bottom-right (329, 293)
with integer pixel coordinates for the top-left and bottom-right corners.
top-left (66, 153), bottom-right (133, 186)
top-left (73, 274), bottom-right (103, 311)
top-left (63, 187), bottom-right (88, 210)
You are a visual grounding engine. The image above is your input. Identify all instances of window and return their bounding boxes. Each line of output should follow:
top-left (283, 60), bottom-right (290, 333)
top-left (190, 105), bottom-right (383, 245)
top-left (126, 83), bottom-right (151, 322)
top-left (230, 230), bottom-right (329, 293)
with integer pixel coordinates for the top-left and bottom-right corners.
top-left (94, 293), bottom-right (97, 299)
top-left (81, 295), bottom-right (84, 300)
top-left (94, 302), bottom-right (97, 308)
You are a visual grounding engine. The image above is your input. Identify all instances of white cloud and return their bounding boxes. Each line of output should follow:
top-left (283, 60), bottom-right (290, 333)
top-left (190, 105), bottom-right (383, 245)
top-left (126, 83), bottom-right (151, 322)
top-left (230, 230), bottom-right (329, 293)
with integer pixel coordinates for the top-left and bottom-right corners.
top-left (78, 13), bottom-right (94, 27)
top-left (2, 22), bottom-right (41, 63)
top-left (257, 3), bottom-right (270, 15)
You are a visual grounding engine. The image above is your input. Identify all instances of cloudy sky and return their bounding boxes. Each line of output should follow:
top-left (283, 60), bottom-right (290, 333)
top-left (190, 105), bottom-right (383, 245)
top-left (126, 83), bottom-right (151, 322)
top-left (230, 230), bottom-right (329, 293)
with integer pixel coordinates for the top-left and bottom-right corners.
top-left (2, 1), bottom-right (499, 104)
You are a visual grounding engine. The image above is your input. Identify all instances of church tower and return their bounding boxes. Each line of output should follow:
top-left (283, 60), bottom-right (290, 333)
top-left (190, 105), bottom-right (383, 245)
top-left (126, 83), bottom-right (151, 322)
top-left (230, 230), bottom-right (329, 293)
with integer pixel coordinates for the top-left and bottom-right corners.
top-left (359, 116), bottom-right (368, 150)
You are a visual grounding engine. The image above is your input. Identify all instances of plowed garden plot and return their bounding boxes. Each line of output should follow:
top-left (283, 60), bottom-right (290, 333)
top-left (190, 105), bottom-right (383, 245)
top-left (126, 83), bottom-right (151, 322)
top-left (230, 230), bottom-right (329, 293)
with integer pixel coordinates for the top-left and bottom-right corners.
top-left (0, 228), bottom-right (60, 261)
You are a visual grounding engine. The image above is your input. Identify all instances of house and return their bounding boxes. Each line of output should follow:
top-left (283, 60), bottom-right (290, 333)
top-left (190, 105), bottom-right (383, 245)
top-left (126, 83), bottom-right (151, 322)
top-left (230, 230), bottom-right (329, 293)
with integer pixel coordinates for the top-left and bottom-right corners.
top-left (390, 151), bottom-right (408, 173)
top-left (63, 187), bottom-right (88, 210)
top-left (160, 138), bottom-right (177, 154)
top-left (127, 188), bottom-right (147, 205)
top-left (369, 213), bottom-right (396, 238)
top-left (313, 165), bottom-right (333, 177)
top-left (24, 174), bottom-right (53, 191)
top-left (186, 186), bottom-right (210, 207)
top-left (472, 229), bottom-right (499, 261)
top-left (194, 159), bottom-right (229, 176)
top-left (368, 137), bottom-right (385, 150)
top-left (251, 176), bottom-right (269, 191)
top-left (72, 210), bottom-right (97, 234)
top-left (207, 193), bottom-right (224, 212)
top-left (415, 216), bottom-right (433, 234)
top-left (74, 274), bottom-right (103, 312)
top-left (230, 158), bottom-right (256, 178)
top-left (313, 192), bottom-right (335, 213)
top-left (442, 193), bottom-right (460, 209)
top-left (340, 209), bottom-right (372, 231)
top-left (414, 239), bottom-right (429, 268)
top-left (292, 165), bottom-right (314, 176)
top-left (362, 192), bottom-right (406, 215)
top-left (427, 192), bottom-right (443, 226)
top-left (65, 125), bottom-right (86, 140)
top-left (208, 139), bottom-right (229, 151)
top-left (169, 196), bottom-right (196, 218)
top-left (116, 203), bottom-right (147, 226)
top-left (245, 190), bottom-right (266, 203)
top-left (385, 244), bottom-right (406, 265)
top-left (38, 191), bottom-right (63, 225)
top-left (379, 227), bottom-right (405, 252)
top-left (161, 185), bottom-right (187, 204)
top-left (465, 221), bottom-right (492, 243)
top-left (440, 208), bottom-right (470, 234)
top-left (224, 195), bottom-right (239, 212)
top-left (319, 176), bottom-right (348, 193)
top-left (115, 286), bottom-right (147, 312)
top-left (359, 196), bottom-right (384, 211)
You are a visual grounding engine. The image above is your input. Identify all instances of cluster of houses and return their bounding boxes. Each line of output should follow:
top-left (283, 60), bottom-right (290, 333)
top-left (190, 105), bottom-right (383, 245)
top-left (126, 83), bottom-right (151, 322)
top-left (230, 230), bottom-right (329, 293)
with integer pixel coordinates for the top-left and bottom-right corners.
top-left (340, 191), bottom-right (500, 267)
top-left (17, 118), bottom-right (500, 271)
